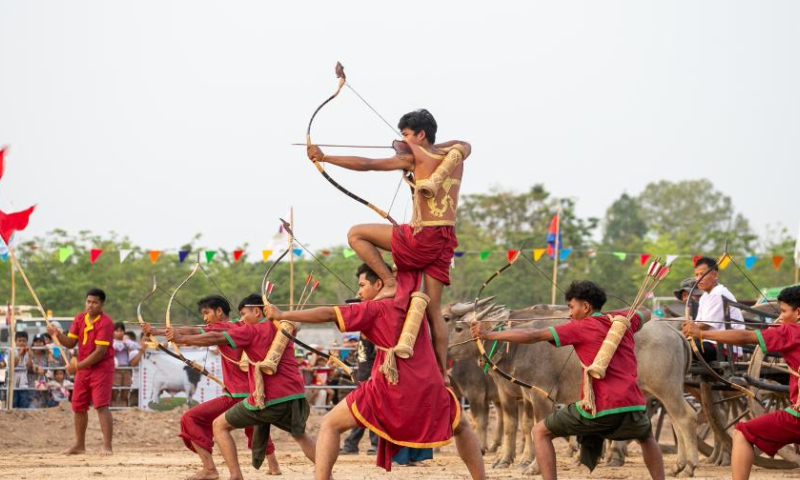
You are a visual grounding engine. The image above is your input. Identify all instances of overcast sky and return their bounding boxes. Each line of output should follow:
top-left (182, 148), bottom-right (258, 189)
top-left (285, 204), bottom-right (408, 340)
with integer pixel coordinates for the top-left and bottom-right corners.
top-left (1, 1), bottom-right (798, 257)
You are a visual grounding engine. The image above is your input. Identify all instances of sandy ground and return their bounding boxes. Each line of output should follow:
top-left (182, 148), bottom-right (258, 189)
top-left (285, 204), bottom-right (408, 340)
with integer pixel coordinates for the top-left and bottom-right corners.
top-left (0, 406), bottom-right (797, 480)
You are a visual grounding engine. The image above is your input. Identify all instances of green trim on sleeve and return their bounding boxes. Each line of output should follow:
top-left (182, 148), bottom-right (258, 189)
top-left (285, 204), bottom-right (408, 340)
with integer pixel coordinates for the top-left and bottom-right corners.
top-left (198, 327), bottom-right (205, 334)
top-left (548, 326), bottom-right (561, 347)
top-left (785, 407), bottom-right (800, 419)
top-left (575, 402), bottom-right (647, 419)
top-left (754, 330), bottom-right (768, 354)
top-left (223, 331), bottom-right (237, 350)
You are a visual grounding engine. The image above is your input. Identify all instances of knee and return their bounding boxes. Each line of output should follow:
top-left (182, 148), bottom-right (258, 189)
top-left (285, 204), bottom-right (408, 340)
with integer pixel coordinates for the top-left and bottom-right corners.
top-left (212, 416), bottom-right (230, 434)
top-left (347, 225), bottom-right (362, 246)
top-left (532, 421), bottom-right (552, 441)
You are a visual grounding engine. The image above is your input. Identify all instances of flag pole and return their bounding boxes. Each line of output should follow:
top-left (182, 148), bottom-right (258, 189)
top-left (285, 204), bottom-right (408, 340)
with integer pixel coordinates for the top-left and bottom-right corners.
top-left (7, 257), bottom-right (16, 410)
top-left (289, 207), bottom-right (295, 311)
top-left (551, 206), bottom-right (561, 305)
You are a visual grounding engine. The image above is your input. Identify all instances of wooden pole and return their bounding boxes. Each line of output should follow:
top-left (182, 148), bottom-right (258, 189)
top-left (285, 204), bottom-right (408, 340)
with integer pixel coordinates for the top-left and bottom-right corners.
top-left (7, 258), bottom-right (16, 410)
top-left (289, 207), bottom-right (295, 311)
top-left (551, 206), bottom-right (561, 305)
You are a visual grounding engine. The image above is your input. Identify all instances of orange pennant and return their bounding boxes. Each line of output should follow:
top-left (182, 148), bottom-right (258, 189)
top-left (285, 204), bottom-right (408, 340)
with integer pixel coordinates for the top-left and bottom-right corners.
top-left (149, 250), bottom-right (162, 264)
top-left (772, 255), bottom-right (784, 270)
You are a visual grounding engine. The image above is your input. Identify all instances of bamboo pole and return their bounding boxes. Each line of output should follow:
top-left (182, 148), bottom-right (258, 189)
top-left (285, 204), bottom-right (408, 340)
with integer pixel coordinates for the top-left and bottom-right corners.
top-left (7, 257), bottom-right (16, 410)
top-left (289, 207), bottom-right (295, 311)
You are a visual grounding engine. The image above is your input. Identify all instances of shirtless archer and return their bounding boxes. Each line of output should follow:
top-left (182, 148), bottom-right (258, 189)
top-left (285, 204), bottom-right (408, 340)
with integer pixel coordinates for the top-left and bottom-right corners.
top-left (307, 109), bottom-right (470, 376)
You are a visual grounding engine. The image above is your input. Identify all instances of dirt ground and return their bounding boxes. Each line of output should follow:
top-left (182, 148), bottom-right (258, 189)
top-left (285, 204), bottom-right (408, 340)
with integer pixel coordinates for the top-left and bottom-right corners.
top-left (0, 406), bottom-right (796, 480)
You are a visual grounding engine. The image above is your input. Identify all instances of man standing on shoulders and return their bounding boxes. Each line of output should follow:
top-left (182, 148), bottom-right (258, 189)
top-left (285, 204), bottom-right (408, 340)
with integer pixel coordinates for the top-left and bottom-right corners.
top-left (47, 288), bottom-right (115, 455)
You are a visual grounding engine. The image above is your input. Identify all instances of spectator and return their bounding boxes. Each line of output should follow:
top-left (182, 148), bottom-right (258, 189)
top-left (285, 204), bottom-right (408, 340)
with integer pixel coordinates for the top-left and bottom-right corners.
top-left (28, 333), bottom-right (55, 408)
top-left (693, 257), bottom-right (746, 362)
top-left (47, 368), bottom-right (73, 405)
top-left (13, 331), bottom-right (31, 408)
top-left (672, 278), bottom-right (702, 319)
top-left (43, 332), bottom-right (67, 367)
top-left (309, 354), bottom-right (331, 410)
top-left (295, 348), bottom-right (313, 385)
top-left (127, 331), bottom-right (143, 407)
top-left (111, 322), bottom-right (137, 407)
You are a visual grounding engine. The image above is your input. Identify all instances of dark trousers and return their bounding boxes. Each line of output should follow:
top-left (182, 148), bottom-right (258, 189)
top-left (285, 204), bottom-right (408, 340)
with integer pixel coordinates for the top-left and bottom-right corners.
top-left (343, 426), bottom-right (378, 452)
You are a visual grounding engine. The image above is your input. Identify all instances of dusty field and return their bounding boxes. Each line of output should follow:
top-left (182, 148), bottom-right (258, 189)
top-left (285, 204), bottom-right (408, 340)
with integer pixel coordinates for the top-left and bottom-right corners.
top-left (0, 406), bottom-right (796, 480)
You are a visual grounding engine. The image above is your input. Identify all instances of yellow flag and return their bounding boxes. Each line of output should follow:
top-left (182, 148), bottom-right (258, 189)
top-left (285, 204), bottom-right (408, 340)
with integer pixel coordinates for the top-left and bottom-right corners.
top-left (533, 248), bottom-right (546, 262)
top-left (262, 250), bottom-right (273, 262)
top-left (718, 253), bottom-right (732, 270)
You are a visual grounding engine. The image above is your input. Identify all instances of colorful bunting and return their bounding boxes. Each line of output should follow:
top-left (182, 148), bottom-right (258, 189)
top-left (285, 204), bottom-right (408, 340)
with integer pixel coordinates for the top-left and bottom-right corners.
top-left (559, 248), bottom-right (572, 261)
top-left (718, 253), bottom-right (732, 270)
top-left (0, 205), bottom-right (36, 244)
top-left (119, 249), bottom-right (132, 263)
top-left (205, 251), bottom-right (217, 263)
top-left (612, 252), bottom-right (626, 261)
top-left (772, 255), bottom-right (784, 270)
top-left (293, 248), bottom-right (303, 257)
top-left (507, 250), bottom-right (519, 262)
top-left (90, 249), bottom-right (103, 264)
top-left (533, 248), bottom-right (546, 262)
top-left (665, 254), bottom-right (679, 266)
top-left (454, 251), bottom-right (465, 258)
top-left (343, 249), bottom-right (357, 259)
top-left (58, 247), bottom-right (74, 263)
top-left (233, 250), bottom-right (244, 262)
top-left (479, 251), bottom-right (491, 261)
top-left (262, 250), bottom-right (273, 262)
top-left (692, 255), bottom-right (702, 266)
top-left (745, 255), bottom-right (757, 270)
top-left (321, 250), bottom-right (331, 257)
top-left (178, 250), bottom-right (190, 263)
top-left (149, 250), bottom-right (161, 264)
top-left (640, 254), bottom-right (651, 266)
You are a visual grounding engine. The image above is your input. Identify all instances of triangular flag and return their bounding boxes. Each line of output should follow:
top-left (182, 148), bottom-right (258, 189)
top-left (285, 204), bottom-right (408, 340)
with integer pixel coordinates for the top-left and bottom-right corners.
top-left (586, 249), bottom-right (597, 257)
top-left (0, 252), bottom-right (7, 262)
top-left (718, 253), bottom-right (732, 270)
top-left (0, 205), bottom-right (36, 244)
top-left (640, 254), bottom-right (651, 266)
top-left (178, 250), bottom-right (190, 263)
top-left (772, 255), bottom-right (784, 270)
top-left (744, 255), bottom-right (757, 270)
top-left (507, 250), bottom-right (519, 262)
top-left (205, 251), bottom-right (217, 263)
top-left (262, 250), bottom-right (273, 262)
top-left (612, 252), bottom-right (627, 261)
top-left (559, 248), bottom-right (572, 261)
top-left (90, 249), bottom-right (103, 264)
top-left (479, 251), bottom-right (491, 261)
top-left (0, 145), bottom-right (6, 180)
top-left (343, 249), bottom-right (357, 259)
top-left (321, 250), bottom-right (331, 257)
top-left (533, 248), bottom-right (546, 262)
top-left (665, 254), bottom-right (679, 266)
top-left (149, 250), bottom-right (162, 264)
top-left (59, 246), bottom-right (74, 263)
top-left (119, 249), bottom-right (132, 263)
top-left (454, 251), bottom-right (465, 258)
top-left (692, 255), bottom-right (702, 266)
top-left (293, 248), bottom-right (303, 258)
top-left (233, 250), bottom-right (244, 262)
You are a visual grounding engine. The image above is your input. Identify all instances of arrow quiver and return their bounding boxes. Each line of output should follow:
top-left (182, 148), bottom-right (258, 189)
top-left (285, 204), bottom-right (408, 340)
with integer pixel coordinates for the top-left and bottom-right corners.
top-left (393, 291), bottom-right (431, 359)
top-left (415, 144), bottom-right (466, 199)
top-left (586, 315), bottom-right (631, 380)
top-left (263, 320), bottom-right (298, 375)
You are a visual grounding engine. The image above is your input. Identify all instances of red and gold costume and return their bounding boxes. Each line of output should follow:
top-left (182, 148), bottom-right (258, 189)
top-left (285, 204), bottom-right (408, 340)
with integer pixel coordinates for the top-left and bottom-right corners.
top-left (333, 270), bottom-right (460, 470)
top-left (179, 320), bottom-right (275, 456)
top-left (67, 312), bottom-right (115, 412)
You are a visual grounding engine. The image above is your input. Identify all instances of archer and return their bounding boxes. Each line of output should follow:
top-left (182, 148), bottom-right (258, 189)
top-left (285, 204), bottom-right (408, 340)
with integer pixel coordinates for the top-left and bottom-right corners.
top-left (307, 108), bottom-right (470, 378)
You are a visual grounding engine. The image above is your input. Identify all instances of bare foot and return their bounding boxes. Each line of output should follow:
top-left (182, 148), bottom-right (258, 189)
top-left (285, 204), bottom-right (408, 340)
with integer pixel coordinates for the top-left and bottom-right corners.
top-left (62, 445), bottom-right (85, 455)
top-left (267, 453), bottom-right (282, 475)
top-left (374, 282), bottom-right (397, 300)
top-left (186, 468), bottom-right (220, 480)
top-left (98, 448), bottom-right (113, 456)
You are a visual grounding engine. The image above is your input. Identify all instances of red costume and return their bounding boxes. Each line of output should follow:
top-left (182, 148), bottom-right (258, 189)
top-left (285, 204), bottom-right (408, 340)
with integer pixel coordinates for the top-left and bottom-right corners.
top-left (549, 311), bottom-right (647, 417)
top-left (67, 312), bottom-right (115, 412)
top-left (333, 270), bottom-right (460, 471)
top-left (179, 320), bottom-right (274, 455)
top-left (391, 224), bottom-right (457, 286)
top-left (736, 324), bottom-right (800, 456)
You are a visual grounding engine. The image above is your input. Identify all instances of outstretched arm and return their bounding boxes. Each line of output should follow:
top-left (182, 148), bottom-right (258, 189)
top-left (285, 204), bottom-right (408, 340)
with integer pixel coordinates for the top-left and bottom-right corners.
top-left (265, 305), bottom-right (338, 324)
top-left (682, 321), bottom-right (758, 345)
top-left (166, 330), bottom-right (229, 347)
top-left (308, 145), bottom-right (414, 172)
top-left (435, 141), bottom-right (472, 159)
top-left (471, 322), bottom-right (553, 344)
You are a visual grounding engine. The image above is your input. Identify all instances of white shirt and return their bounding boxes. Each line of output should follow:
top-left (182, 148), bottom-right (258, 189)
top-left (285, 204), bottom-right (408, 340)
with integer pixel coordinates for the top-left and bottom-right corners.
top-left (696, 283), bottom-right (745, 350)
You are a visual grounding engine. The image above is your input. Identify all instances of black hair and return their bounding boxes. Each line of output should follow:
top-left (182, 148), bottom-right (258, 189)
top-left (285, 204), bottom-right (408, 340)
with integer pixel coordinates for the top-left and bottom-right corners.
top-left (356, 263), bottom-right (391, 285)
top-left (114, 322), bottom-right (125, 331)
top-left (694, 256), bottom-right (718, 271)
top-left (398, 109), bottom-right (437, 144)
top-left (197, 295), bottom-right (231, 316)
top-left (15, 331), bottom-right (28, 340)
top-left (777, 286), bottom-right (800, 310)
top-left (43, 333), bottom-right (52, 342)
top-left (564, 280), bottom-right (607, 311)
top-left (86, 288), bottom-right (106, 303)
top-left (238, 293), bottom-right (264, 312)
top-left (126, 331), bottom-right (137, 341)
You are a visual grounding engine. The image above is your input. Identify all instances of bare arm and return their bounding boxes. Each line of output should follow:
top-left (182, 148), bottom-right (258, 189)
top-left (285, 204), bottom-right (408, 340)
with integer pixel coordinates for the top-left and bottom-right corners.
top-left (682, 322), bottom-right (758, 345)
top-left (168, 331), bottom-right (229, 347)
top-left (435, 140), bottom-right (472, 159)
top-left (320, 154), bottom-right (414, 172)
top-left (266, 305), bottom-right (338, 324)
top-left (471, 322), bottom-right (554, 344)
top-left (147, 326), bottom-right (202, 337)
top-left (76, 345), bottom-right (109, 370)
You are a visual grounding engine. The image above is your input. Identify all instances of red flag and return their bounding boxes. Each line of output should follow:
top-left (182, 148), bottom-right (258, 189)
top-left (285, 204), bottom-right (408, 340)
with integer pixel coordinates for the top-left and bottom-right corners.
top-left (692, 255), bottom-right (702, 266)
top-left (640, 254), bottom-right (651, 266)
top-left (545, 213), bottom-right (561, 258)
top-left (0, 205), bottom-right (36, 244)
top-left (233, 250), bottom-right (244, 262)
top-left (507, 250), bottom-right (519, 262)
top-left (90, 249), bottom-right (103, 264)
top-left (0, 145), bottom-right (6, 182)
top-left (773, 255), bottom-right (784, 270)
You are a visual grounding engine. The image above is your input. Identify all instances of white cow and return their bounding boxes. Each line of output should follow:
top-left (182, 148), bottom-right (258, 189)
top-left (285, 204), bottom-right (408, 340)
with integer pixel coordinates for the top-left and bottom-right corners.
top-left (146, 352), bottom-right (202, 406)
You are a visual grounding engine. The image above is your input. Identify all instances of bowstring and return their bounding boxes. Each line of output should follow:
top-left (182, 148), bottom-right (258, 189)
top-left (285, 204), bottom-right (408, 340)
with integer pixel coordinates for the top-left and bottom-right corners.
top-left (289, 235), bottom-right (357, 297)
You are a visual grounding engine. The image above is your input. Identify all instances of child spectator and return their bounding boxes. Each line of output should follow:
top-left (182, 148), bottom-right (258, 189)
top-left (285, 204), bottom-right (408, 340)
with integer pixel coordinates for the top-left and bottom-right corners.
top-left (47, 368), bottom-right (73, 405)
top-left (28, 333), bottom-right (55, 408)
top-left (13, 331), bottom-right (31, 408)
top-left (111, 322), bottom-right (137, 406)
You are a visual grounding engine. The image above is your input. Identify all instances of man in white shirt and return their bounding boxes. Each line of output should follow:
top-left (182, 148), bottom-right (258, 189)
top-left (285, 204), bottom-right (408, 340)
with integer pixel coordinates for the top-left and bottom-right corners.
top-left (693, 256), bottom-right (745, 362)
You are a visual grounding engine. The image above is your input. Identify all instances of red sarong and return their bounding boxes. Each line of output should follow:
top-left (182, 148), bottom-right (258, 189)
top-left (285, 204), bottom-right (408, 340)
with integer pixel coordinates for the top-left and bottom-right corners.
top-left (391, 224), bottom-right (457, 285)
top-left (736, 410), bottom-right (800, 457)
top-left (180, 395), bottom-right (274, 454)
top-left (335, 270), bottom-right (461, 471)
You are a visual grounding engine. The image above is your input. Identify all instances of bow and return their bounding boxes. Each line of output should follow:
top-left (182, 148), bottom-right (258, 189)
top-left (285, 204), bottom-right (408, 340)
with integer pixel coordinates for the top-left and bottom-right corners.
top-left (136, 276), bottom-right (201, 365)
top-left (306, 62), bottom-right (405, 226)
top-left (471, 251), bottom-right (557, 404)
top-left (165, 262), bottom-right (226, 389)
